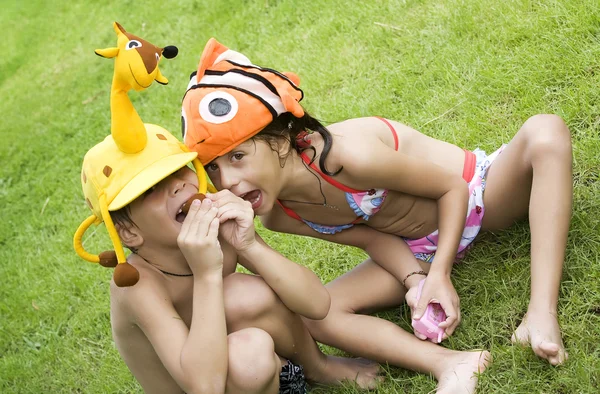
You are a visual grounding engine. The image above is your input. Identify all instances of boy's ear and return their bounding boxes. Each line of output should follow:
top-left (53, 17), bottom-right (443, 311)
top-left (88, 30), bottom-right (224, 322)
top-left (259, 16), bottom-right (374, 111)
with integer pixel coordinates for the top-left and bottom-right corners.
top-left (115, 222), bottom-right (144, 250)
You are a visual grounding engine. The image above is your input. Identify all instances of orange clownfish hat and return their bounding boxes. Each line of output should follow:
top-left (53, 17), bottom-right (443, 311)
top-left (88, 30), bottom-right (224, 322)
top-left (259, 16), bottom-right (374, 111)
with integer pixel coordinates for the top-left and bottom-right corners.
top-left (182, 38), bottom-right (304, 164)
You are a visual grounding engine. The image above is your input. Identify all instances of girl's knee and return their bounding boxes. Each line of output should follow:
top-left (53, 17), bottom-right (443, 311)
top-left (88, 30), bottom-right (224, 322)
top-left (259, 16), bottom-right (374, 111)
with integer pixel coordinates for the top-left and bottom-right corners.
top-left (227, 328), bottom-right (279, 392)
top-left (521, 114), bottom-right (572, 160)
top-left (224, 273), bottom-right (278, 324)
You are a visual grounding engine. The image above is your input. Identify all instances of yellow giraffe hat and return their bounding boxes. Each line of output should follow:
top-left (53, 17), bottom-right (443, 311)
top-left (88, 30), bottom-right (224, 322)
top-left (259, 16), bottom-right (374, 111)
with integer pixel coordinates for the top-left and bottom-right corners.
top-left (74, 22), bottom-right (215, 287)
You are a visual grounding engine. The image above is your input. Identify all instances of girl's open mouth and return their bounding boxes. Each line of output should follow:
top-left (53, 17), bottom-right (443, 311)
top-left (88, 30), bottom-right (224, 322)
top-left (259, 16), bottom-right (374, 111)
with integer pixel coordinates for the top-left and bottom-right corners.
top-left (240, 190), bottom-right (262, 210)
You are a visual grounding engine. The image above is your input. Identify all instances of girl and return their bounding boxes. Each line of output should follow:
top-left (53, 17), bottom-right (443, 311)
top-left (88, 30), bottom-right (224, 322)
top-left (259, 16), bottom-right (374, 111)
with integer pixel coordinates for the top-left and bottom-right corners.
top-left (182, 38), bottom-right (570, 373)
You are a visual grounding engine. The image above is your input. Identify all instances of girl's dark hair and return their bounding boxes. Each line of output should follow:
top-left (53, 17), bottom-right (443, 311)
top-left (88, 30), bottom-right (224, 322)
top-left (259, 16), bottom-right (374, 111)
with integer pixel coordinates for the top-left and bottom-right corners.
top-left (254, 111), bottom-right (342, 176)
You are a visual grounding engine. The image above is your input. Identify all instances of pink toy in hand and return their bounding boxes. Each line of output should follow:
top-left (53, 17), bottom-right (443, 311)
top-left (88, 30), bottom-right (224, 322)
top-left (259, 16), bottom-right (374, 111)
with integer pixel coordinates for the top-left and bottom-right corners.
top-left (411, 279), bottom-right (446, 343)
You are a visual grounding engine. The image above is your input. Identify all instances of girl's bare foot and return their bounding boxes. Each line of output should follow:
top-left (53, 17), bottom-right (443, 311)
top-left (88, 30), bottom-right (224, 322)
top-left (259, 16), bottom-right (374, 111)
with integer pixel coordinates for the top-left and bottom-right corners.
top-left (305, 356), bottom-right (383, 390)
top-left (436, 350), bottom-right (490, 394)
top-left (511, 310), bottom-right (567, 366)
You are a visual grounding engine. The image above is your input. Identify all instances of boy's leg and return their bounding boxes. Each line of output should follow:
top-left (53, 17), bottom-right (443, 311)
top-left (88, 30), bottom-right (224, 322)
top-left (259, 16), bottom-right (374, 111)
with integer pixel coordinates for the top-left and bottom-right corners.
top-left (225, 328), bottom-right (280, 394)
top-left (304, 258), bottom-right (490, 394)
top-left (481, 114), bottom-right (572, 365)
top-left (223, 273), bottom-right (382, 389)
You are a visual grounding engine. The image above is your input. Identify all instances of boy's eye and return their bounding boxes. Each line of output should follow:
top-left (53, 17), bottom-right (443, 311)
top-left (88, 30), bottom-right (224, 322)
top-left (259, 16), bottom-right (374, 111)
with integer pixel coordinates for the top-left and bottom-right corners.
top-left (232, 153), bottom-right (244, 161)
top-left (144, 185), bottom-right (157, 196)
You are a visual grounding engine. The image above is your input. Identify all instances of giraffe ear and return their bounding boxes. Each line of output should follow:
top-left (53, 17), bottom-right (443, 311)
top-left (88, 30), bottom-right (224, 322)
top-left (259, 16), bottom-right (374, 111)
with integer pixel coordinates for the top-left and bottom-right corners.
top-left (95, 47), bottom-right (119, 58)
top-left (155, 68), bottom-right (169, 85)
top-left (113, 22), bottom-right (126, 35)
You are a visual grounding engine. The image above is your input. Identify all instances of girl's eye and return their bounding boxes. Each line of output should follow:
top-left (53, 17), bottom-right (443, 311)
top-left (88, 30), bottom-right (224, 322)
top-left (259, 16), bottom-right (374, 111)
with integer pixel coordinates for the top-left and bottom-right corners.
top-left (232, 153), bottom-right (244, 161)
top-left (205, 163), bottom-right (219, 172)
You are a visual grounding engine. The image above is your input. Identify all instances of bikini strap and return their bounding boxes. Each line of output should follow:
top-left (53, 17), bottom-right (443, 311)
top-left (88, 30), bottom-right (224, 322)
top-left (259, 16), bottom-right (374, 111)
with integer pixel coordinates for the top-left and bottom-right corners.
top-left (276, 200), bottom-right (303, 221)
top-left (276, 200), bottom-right (362, 225)
top-left (299, 153), bottom-right (362, 193)
top-left (298, 117), bottom-right (399, 193)
top-left (374, 116), bottom-right (399, 150)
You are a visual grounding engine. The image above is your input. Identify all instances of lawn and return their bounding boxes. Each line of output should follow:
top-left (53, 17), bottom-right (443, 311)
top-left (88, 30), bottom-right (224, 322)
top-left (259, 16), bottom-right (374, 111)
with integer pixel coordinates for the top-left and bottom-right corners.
top-left (1, 0), bottom-right (599, 393)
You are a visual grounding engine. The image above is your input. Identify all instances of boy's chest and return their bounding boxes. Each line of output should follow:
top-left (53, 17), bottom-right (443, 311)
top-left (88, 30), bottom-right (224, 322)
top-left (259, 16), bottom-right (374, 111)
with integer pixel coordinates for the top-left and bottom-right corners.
top-left (167, 279), bottom-right (194, 327)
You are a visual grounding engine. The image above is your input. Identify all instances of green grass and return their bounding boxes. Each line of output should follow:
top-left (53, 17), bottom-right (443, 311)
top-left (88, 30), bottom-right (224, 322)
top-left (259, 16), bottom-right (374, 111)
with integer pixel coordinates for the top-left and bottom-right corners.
top-left (1, 0), bottom-right (599, 392)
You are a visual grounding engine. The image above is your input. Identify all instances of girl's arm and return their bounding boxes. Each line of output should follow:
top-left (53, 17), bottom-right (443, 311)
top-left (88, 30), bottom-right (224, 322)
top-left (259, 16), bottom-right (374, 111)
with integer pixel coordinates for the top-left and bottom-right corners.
top-left (339, 131), bottom-right (468, 337)
top-left (209, 190), bottom-right (331, 320)
top-left (261, 208), bottom-right (427, 291)
top-left (237, 234), bottom-right (331, 320)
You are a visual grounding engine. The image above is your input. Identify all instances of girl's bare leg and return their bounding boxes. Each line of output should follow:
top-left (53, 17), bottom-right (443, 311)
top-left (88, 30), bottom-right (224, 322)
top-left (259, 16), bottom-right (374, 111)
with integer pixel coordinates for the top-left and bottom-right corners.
top-left (223, 273), bottom-right (382, 389)
top-left (481, 114), bottom-right (572, 365)
top-left (304, 258), bottom-right (490, 393)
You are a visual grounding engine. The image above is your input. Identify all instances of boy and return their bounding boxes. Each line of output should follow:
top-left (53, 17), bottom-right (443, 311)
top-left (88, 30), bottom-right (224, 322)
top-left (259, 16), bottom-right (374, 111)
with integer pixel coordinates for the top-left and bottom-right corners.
top-left (73, 125), bottom-right (381, 393)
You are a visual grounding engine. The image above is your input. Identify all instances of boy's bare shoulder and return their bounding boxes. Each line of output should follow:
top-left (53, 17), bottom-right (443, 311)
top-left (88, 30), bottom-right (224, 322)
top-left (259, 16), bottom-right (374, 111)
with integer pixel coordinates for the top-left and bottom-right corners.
top-left (110, 254), bottom-right (171, 321)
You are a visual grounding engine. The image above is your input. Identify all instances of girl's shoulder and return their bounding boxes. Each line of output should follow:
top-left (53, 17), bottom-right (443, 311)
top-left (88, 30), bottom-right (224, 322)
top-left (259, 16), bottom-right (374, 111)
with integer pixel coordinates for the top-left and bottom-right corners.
top-left (325, 117), bottom-right (404, 161)
top-left (327, 117), bottom-right (404, 148)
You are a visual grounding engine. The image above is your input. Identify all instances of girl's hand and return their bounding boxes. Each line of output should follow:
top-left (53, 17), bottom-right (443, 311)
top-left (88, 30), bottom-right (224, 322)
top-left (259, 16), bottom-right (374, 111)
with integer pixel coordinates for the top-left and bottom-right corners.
top-left (207, 190), bottom-right (257, 252)
top-left (177, 198), bottom-right (223, 275)
top-left (412, 273), bottom-right (461, 340)
top-left (405, 285), bottom-right (429, 340)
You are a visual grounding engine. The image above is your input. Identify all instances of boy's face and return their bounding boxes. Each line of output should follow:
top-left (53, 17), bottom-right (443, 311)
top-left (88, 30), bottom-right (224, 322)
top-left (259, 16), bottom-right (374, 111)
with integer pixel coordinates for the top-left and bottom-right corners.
top-left (205, 139), bottom-right (283, 215)
top-left (127, 166), bottom-right (199, 247)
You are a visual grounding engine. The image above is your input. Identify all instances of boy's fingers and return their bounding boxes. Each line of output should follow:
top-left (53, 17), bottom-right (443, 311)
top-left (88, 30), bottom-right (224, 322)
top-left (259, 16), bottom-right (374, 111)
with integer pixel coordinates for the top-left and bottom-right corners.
top-left (193, 206), bottom-right (219, 237)
top-left (179, 199), bottom-right (204, 236)
top-left (207, 217), bottom-right (220, 239)
top-left (186, 199), bottom-right (215, 236)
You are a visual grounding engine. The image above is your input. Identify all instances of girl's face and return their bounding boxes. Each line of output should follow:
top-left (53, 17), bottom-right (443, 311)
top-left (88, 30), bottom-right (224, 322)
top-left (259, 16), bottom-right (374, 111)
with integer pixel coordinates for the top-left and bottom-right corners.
top-left (205, 139), bottom-right (283, 215)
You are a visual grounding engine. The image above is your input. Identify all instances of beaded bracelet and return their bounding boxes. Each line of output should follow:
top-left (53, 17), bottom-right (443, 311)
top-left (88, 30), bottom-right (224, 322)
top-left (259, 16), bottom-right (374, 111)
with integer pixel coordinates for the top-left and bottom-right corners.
top-left (402, 270), bottom-right (427, 287)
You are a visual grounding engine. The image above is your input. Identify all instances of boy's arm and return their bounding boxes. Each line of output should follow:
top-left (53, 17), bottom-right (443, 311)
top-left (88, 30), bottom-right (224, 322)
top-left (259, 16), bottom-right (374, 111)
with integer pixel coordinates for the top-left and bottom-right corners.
top-left (124, 270), bottom-right (226, 394)
top-left (208, 190), bottom-right (330, 320)
top-left (127, 198), bottom-right (227, 393)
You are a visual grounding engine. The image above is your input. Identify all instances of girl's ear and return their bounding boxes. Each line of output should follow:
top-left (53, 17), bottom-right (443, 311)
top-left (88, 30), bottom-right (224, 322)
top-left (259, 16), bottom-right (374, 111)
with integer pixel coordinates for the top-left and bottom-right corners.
top-left (115, 222), bottom-right (144, 250)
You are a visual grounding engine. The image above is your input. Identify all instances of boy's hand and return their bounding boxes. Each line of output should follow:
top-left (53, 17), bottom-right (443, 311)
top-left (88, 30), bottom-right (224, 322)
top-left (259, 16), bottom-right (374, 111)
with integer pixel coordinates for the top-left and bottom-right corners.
top-left (412, 273), bottom-right (461, 340)
top-left (207, 190), bottom-right (256, 252)
top-left (177, 198), bottom-right (223, 274)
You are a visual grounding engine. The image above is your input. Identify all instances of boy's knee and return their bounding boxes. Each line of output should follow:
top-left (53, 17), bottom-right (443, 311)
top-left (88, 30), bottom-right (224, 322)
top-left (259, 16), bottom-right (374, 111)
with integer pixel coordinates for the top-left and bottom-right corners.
top-left (227, 328), bottom-right (279, 392)
top-left (522, 114), bottom-right (572, 160)
top-left (224, 273), bottom-right (279, 324)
